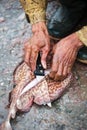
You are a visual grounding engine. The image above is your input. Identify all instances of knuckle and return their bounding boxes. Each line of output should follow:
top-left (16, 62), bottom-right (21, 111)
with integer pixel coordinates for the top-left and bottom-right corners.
top-left (32, 46), bottom-right (39, 53)
top-left (24, 43), bottom-right (29, 50)
top-left (62, 73), bottom-right (66, 78)
top-left (53, 57), bottom-right (58, 64)
top-left (54, 74), bottom-right (63, 81)
top-left (24, 44), bottom-right (27, 49)
top-left (49, 71), bottom-right (56, 79)
top-left (45, 48), bottom-right (49, 53)
top-left (24, 59), bottom-right (29, 65)
top-left (24, 41), bottom-right (29, 46)
top-left (25, 44), bottom-right (31, 51)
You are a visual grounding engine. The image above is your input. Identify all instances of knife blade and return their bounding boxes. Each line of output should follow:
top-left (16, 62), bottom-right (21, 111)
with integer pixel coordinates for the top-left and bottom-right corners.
top-left (20, 75), bottom-right (44, 95)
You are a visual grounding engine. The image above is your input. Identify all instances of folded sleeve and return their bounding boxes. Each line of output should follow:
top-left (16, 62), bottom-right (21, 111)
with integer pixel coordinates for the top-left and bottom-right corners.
top-left (20, 0), bottom-right (47, 24)
top-left (76, 26), bottom-right (87, 46)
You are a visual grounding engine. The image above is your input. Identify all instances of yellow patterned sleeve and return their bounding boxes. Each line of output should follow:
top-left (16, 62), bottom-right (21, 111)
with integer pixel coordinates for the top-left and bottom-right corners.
top-left (76, 26), bottom-right (87, 46)
top-left (19, 0), bottom-right (47, 24)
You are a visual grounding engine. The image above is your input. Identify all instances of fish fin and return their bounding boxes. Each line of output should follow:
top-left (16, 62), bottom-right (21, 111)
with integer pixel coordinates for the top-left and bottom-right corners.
top-left (47, 102), bottom-right (52, 107)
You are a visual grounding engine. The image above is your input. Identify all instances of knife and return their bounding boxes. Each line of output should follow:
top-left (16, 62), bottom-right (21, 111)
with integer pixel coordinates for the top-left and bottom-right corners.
top-left (20, 53), bottom-right (50, 95)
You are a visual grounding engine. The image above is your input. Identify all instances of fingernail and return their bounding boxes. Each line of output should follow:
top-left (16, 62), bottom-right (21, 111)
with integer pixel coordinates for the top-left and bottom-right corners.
top-left (31, 65), bottom-right (36, 72)
top-left (54, 75), bottom-right (66, 81)
top-left (42, 61), bottom-right (47, 69)
top-left (54, 75), bottom-right (61, 81)
top-left (49, 71), bottom-right (56, 79)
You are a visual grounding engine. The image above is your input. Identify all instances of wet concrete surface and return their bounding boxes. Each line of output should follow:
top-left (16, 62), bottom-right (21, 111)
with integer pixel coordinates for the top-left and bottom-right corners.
top-left (0, 0), bottom-right (87, 130)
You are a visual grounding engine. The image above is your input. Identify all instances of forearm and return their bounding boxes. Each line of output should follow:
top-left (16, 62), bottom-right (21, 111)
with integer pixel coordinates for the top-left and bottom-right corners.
top-left (76, 26), bottom-right (87, 46)
top-left (20, 0), bottom-right (47, 24)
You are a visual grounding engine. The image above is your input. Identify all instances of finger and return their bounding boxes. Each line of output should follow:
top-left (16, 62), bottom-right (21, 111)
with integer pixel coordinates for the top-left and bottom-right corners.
top-left (52, 44), bottom-right (57, 53)
top-left (54, 63), bottom-right (63, 81)
top-left (67, 51), bottom-right (76, 74)
top-left (67, 67), bottom-right (71, 74)
top-left (62, 65), bottom-right (68, 80)
top-left (41, 48), bottom-right (49, 69)
top-left (49, 56), bottom-right (58, 79)
top-left (30, 47), bottom-right (39, 71)
top-left (54, 75), bottom-right (65, 81)
top-left (49, 71), bottom-right (57, 79)
top-left (67, 62), bottom-right (74, 74)
top-left (24, 47), bottom-right (31, 66)
top-left (51, 55), bottom-right (58, 72)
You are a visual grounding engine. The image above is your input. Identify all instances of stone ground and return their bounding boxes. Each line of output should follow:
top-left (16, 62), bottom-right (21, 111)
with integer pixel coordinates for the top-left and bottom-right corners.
top-left (0, 0), bottom-right (87, 130)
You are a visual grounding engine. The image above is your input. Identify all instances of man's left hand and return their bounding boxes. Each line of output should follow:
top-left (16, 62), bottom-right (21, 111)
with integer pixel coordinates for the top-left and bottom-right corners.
top-left (49, 33), bottom-right (83, 81)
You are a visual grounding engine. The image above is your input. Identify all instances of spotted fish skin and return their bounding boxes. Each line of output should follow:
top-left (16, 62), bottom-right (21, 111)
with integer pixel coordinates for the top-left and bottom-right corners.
top-left (17, 72), bottom-right (72, 112)
top-left (0, 62), bottom-right (72, 130)
top-left (12, 62), bottom-right (72, 112)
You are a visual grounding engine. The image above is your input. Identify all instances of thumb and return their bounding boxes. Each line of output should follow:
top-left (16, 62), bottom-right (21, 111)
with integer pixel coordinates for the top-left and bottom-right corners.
top-left (41, 50), bottom-right (48, 69)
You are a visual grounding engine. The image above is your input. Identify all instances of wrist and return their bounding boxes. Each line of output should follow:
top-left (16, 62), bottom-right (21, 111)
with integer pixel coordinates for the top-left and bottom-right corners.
top-left (69, 33), bottom-right (84, 49)
top-left (32, 21), bottom-right (48, 34)
top-left (75, 33), bottom-right (84, 48)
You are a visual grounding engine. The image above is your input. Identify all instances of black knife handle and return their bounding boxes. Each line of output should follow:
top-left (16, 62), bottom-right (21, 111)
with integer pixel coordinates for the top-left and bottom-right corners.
top-left (34, 53), bottom-right (44, 76)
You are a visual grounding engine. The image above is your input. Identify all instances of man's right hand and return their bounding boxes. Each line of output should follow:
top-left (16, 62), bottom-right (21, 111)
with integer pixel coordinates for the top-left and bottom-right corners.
top-left (24, 22), bottom-right (50, 71)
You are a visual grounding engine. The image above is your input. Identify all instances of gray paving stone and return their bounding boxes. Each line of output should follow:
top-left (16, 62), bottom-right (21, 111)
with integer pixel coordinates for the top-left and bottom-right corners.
top-left (0, 0), bottom-right (87, 130)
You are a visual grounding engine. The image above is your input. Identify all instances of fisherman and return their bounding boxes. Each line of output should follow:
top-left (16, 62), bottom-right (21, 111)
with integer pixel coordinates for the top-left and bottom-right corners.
top-left (20, 0), bottom-right (87, 81)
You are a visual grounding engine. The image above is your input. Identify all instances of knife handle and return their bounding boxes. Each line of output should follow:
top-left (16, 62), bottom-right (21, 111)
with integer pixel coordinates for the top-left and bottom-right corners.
top-left (34, 53), bottom-right (45, 76)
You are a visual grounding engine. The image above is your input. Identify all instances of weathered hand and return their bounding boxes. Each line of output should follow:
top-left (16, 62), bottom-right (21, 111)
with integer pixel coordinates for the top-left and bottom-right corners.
top-left (24, 22), bottom-right (50, 71)
top-left (49, 33), bottom-right (83, 81)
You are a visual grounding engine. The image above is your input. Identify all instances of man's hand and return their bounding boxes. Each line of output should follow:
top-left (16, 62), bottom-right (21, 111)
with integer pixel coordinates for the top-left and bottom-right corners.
top-left (49, 33), bottom-right (83, 81)
top-left (24, 22), bottom-right (50, 71)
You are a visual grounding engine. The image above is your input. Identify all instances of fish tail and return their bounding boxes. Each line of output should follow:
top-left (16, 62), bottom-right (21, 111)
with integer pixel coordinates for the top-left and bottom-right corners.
top-left (0, 120), bottom-right (12, 130)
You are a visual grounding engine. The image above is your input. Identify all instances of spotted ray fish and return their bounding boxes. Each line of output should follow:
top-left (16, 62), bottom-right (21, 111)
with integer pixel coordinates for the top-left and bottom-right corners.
top-left (0, 62), bottom-right (72, 130)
